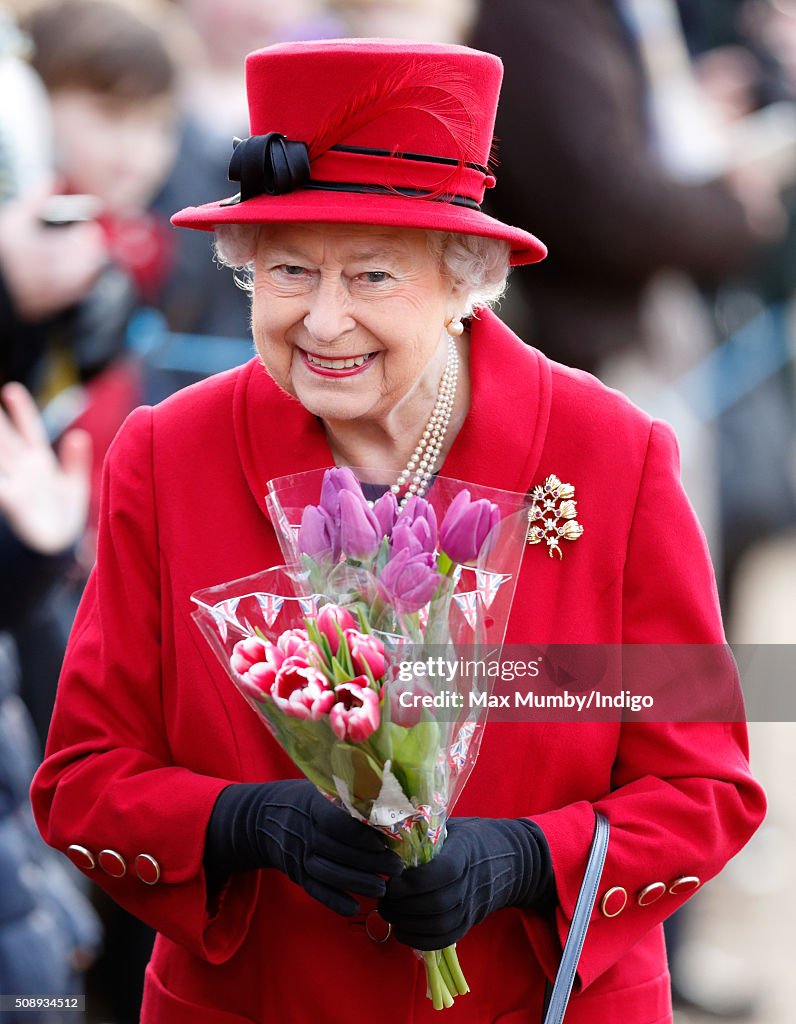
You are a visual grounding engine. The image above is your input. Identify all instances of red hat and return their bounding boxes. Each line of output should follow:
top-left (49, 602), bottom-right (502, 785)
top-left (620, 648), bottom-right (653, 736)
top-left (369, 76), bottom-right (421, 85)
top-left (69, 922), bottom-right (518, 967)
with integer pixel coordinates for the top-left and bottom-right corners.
top-left (171, 38), bottom-right (546, 266)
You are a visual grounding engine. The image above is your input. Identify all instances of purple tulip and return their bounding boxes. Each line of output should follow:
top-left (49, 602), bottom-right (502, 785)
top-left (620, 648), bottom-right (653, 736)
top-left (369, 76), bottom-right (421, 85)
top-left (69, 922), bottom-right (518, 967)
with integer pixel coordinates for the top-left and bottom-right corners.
top-left (319, 467), bottom-right (362, 522)
top-left (378, 548), bottom-right (441, 615)
top-left (390, 517), bottom-right (436, 557)
top-left (299, 505), bottom-right (338, 561)
top-left (396, 495), bottom-right (438, 547)
top-left (338, 489), bottom-right (382, 559)
top-left (438, 490), bottom-right (501, 564)
top-left (372, 490), bottom-right (398, 537)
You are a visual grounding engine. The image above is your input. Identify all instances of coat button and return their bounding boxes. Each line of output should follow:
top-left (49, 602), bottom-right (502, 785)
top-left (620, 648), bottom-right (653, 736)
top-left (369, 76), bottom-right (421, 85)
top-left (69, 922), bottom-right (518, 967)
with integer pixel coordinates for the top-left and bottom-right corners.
top-left (600, 886), bottom-right (628, 918)
top-left (669, 875), bottom-right (700, 895)
top-left (134, 854), bottom-right (161, 885)
top-left (364, 910), bottom-right (392, 943)
top-left (66, 845), bottom-right (96, 871)
top-left (637, 882), bottom-right (666, 906)
top-left (98, 850), bottom-right (127, 878)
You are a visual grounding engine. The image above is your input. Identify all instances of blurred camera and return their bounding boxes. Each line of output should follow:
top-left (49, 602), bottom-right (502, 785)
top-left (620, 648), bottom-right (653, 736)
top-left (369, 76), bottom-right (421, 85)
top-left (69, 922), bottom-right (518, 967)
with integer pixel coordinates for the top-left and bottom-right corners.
top-left (39, 194), bottom-right (102, 227)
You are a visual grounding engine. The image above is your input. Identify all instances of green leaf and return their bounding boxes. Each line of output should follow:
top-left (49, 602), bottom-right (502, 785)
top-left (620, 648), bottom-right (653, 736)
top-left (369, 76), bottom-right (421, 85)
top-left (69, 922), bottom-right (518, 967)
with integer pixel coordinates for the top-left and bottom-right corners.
top-left (386, 720), bottom-right (440, 804)
top-left (335, 624), bottom-right (355, 676)
top-left (374, 536), bottom-right (391, 575)
top-left (330, 742), bottom-right (384, 810)
top-left (331, 656), bottom-right (349, 685)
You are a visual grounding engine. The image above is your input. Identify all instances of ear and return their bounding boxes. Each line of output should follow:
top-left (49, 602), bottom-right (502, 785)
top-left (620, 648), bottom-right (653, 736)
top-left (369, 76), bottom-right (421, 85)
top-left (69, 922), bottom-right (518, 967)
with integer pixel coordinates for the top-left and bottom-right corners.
top-left (446, 279), bottom-right (469, 319)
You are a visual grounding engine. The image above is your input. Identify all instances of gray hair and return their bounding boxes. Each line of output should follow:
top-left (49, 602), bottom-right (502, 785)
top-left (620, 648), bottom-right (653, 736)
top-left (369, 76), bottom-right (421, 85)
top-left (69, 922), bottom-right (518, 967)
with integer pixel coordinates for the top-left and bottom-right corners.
top-left (213, 224), bottom-right (511, 316)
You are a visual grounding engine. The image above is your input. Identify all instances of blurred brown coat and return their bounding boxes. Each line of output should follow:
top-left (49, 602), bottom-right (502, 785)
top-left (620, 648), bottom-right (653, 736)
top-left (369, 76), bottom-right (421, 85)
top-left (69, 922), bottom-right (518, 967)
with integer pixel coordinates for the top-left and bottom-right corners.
top-left (472, 0), bottom-right (759, 371)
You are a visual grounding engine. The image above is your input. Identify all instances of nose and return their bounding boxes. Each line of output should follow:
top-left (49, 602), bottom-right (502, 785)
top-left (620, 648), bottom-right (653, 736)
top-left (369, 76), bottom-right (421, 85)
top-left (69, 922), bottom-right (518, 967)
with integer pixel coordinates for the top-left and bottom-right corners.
top-left (304, 279), bottom-right (356, 345)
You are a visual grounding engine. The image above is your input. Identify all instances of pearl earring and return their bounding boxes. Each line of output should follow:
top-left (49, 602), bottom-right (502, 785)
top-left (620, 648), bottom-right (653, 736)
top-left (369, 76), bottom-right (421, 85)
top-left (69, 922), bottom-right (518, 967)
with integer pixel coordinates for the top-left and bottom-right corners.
top-left (446, 316), bottom-right (464, 337)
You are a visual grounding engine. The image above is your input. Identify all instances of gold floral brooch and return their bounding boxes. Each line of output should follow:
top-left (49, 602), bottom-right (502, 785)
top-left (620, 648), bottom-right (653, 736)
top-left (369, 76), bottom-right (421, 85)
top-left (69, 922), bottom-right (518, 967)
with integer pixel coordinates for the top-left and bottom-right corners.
top-left (527, 475), bottom-right (584, 559)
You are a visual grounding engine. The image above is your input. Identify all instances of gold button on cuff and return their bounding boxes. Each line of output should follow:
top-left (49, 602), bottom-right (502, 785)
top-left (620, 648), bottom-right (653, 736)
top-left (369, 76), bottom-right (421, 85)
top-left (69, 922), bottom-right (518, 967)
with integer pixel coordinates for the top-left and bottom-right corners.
top-left (98, 849), bottom-right (127, 878)
top-left (66, 845), bottom-right (96, 871)
top-left (135, 854), bottom-right (161, 886)
top-left (600, 886), bottom-right (628, 918)
top-left (637, 882), bottom-right (666, 906)
top-left (365, 910), bottom-right (392, 943)
top-left (669, 875), bottom-right (700, 895)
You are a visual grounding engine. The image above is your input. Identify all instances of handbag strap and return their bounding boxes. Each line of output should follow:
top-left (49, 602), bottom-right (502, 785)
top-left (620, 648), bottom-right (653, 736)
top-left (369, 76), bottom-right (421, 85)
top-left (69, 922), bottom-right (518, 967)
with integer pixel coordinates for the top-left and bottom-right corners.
top-left (542, 811), bottom-right (610, 1024)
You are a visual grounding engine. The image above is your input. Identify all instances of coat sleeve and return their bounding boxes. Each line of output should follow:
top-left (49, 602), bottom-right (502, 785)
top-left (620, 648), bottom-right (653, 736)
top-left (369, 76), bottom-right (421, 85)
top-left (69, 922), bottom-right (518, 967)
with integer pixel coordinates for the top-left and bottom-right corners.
top-left (29, 406), bottom-right (260, 964)
top-left (526, 420), bottom-right (766, 991)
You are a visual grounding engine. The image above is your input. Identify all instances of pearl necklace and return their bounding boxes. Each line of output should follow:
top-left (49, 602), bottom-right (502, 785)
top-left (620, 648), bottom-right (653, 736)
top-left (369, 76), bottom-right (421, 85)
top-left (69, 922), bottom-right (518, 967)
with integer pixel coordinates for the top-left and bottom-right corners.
top-left (390, 336), bottom-right (459, 510)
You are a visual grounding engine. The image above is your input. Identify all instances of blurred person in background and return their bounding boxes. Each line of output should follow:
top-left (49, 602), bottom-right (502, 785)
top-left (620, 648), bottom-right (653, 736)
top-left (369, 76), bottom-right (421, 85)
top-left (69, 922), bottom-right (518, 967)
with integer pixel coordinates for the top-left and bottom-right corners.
top-left (470, 0), bottom-right (782, 378)
top-left (0, 381), bottom-right (101, 1023)
top-left (18, 0), bottom-right (182, 540)
top-left (169, 0), bottom-right (343, 143)
top-left (9, 4), bottom-right (184, 1016)
top-left (0, 6), bottom-right (108, 394)
top-left (694, 0), bottom-right (796, 622)
top-left (331, 0), bottom-right (477, 43)
top-left (153, 0), bottom-right (344, 349)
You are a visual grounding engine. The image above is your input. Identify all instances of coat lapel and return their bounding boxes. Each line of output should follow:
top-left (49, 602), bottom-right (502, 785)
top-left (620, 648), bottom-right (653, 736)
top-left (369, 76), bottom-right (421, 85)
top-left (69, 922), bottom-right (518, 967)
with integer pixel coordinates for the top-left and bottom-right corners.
top-left (443, 308), bottom-right (551, 494)
top-left (233, 358), bottom-right (333, 519)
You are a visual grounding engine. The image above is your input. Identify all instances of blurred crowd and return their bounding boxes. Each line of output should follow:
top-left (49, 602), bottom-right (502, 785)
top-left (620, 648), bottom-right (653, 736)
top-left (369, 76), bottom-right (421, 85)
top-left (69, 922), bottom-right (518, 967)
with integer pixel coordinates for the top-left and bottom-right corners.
top-left (0, 1), bottom-right (793, 1021)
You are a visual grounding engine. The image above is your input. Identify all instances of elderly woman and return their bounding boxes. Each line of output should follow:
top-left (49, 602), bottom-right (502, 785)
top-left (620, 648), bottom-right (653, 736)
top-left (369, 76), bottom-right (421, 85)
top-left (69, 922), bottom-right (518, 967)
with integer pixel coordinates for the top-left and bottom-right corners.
top-left (31, 40), bottom-right (764, 1024)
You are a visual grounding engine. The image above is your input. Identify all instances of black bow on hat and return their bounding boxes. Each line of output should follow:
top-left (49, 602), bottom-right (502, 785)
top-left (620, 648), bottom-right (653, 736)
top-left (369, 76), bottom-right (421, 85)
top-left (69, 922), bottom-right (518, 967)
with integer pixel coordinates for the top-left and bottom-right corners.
top-left (228, 133), bottom-right (311, 201)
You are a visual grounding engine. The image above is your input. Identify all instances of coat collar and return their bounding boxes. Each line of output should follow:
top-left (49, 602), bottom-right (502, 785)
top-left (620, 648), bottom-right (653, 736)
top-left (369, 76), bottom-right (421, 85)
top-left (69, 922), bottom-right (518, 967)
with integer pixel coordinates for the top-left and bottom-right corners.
top-left (233, 307), bottom-right (552, 515)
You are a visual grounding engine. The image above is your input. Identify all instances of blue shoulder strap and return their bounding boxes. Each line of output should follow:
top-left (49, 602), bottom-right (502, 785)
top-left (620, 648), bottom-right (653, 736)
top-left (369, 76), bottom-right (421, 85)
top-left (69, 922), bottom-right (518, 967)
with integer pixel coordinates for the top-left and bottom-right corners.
top-left (542, 812), bottom-right (610, 1024)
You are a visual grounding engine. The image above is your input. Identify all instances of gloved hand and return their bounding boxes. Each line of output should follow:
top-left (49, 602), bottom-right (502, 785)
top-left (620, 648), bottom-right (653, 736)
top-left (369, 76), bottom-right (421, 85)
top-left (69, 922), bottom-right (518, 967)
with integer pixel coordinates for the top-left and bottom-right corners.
top-left (378, 816), bottom-right (553, 949)
top-left (204, 779), bottom-right (403, 916)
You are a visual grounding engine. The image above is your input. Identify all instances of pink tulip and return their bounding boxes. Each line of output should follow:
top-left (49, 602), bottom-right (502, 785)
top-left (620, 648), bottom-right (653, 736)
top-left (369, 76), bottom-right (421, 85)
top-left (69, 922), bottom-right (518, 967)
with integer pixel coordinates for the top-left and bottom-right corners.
top-left (271, 658), bottom-right (336, 720)
top-left (230, 635), bottom-right (270, 676)
top-left (316, 604), bottom-right (357, 653)
top-left (385, 677), bottom-right (435, 727)
top-left (345, 629), bottom-right (387, 680)
top-left (276, 628), bottom-right (316, 661)
top-left (329, 680), bottom-right (381, 742)
top-left (232, 637), bottom-right (285, 698)
top-left (238, 659), bottom-right (280, 699)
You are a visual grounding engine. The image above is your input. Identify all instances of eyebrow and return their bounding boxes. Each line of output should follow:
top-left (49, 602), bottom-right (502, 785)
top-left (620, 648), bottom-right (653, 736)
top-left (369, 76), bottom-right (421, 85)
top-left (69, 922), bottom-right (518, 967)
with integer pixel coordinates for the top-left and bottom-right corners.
top-left (261, 242), bottom-right (411, 264)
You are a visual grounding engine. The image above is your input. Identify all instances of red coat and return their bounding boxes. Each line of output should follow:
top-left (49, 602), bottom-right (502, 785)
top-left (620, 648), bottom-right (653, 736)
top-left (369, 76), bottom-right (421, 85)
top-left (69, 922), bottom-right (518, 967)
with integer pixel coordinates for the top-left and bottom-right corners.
top-left (32, 310), bottom-right (765, 1024)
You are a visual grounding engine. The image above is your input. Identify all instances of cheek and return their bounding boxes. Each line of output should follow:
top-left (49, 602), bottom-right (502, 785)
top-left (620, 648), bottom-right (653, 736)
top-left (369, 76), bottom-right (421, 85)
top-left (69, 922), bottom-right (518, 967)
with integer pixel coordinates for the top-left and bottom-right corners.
top-left (251, 297), bottom-right (299, 382)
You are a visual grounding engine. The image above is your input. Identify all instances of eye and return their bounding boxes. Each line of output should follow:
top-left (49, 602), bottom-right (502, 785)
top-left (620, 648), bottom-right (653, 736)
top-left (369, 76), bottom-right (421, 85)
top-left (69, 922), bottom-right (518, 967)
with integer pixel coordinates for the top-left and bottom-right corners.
top-left (357, 271), bottom-right (391, 284)
top-left (279, 265), bottom-right (307, 277)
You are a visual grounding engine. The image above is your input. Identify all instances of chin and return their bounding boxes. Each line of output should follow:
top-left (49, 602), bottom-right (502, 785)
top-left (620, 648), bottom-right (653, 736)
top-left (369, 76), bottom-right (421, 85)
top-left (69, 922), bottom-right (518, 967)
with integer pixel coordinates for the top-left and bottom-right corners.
top-left (296, 393), bottom-right (367, 422)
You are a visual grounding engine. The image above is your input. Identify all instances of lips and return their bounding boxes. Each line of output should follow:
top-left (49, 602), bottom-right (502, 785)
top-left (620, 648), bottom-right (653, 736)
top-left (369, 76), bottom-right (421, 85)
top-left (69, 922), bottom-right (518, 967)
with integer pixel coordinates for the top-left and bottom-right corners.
top-left (300, 349), bottom-right (378, 378)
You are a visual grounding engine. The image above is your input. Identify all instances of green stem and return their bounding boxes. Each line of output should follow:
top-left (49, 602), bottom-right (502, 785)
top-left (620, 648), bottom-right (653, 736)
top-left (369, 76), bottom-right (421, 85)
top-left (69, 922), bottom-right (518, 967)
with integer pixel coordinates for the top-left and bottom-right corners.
top-left (441, 945), bottom-right (469, 996)
top-left (424, 951), bottom-right (448, 1011)
top-left (436, 948), bottom-right (457, 997)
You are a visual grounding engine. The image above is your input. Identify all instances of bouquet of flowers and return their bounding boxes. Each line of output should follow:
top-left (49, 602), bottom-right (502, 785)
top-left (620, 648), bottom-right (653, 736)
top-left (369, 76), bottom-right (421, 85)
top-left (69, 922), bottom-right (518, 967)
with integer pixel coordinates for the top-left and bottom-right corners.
top-left (192, 468), bottom-right (530, 1010)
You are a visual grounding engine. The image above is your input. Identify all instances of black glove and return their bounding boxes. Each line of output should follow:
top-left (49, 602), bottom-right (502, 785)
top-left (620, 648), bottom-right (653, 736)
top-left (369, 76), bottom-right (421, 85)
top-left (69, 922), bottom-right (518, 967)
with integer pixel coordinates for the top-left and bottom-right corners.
top-left (204, 780), bottom-right (404, 916)
top-left (378, 816), bottom-right (553, 949)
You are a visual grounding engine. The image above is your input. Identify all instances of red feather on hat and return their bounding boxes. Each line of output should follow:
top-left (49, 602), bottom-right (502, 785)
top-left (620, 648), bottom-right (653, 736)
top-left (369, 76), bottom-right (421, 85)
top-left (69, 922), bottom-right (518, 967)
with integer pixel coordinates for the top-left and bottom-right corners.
top-left (308, 60), bottom-right (489, 198)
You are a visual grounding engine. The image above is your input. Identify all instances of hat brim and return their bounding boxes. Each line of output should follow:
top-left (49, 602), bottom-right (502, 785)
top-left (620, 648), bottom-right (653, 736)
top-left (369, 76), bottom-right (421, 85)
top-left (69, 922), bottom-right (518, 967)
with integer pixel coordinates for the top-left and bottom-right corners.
top-left (170, 189), bottom-right (546, 267)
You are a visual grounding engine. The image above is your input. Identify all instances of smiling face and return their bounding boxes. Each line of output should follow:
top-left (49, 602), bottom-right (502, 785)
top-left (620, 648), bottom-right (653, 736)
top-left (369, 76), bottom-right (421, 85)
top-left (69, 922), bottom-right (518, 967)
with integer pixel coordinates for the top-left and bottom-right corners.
top-left (251, 223), bottom-right (462, 430)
